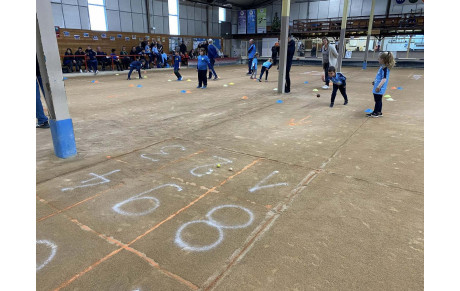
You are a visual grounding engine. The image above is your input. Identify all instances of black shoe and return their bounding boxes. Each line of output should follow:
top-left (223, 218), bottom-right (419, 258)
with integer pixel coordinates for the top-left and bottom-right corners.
top-left (370, 112), bottom-right (380, 118)
top-left (344, 100), bottom-right (348, 105)
top-left (127, 78), bottom-right (131, 80)
top-left (330, 103), bottom-right (334, 107)
top-left (36, 121), bottom-right (50, 128)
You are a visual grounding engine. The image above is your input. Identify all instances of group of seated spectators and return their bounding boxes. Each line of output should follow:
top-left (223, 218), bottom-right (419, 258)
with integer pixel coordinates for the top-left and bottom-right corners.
top-left (62, 40), bottom-right (174, 73)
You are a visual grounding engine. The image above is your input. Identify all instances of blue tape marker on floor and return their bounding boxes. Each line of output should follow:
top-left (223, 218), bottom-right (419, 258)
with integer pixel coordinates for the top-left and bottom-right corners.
top-left (137, 85), bottom-right (142, 87)
top-left (63, 77), bottom-right (68, 80)
top-left (397, 87), bottom-right (403, 90)
top-left (276, 100), bottom-right (283, 103)
top-left (91, 80), bottom-right (95, 83)
top-left (304, 81), bottom-right (309, 84)
top-left (364, 108), bottom-right (372, 113)
top-left (181, 90), bottom-right (186, 93)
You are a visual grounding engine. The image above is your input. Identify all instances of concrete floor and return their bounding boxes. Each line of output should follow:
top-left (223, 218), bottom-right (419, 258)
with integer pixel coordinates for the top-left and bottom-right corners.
top-left (36, 64), bottom-right (424, 290)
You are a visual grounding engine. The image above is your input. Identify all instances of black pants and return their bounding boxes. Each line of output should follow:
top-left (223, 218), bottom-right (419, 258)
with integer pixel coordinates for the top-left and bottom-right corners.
top-left (198, 69), bottom-right (207, 87)
top-left (75, 60), bottom-right (84, 71)
top-left (373, 93), bottom-right (383, 113)
top-left (174, 69), bottom-right (182, 79)
top-left (331, 84), bottom-right (348, 103)
top-left (259, 67), bottom-right (269, 80)
top-left (128, 67), bottom-right (141, 79)
top-left (285, 67), bottom-right (291, 93)
top-left (98, 59), bottom-right (109, 71)
top-left (272, 56), bottom-right (277, 66)
top-left (248, 58), bottom-right (253, 73)
top-left (208, 58), bottom-right (215, 78)
top-left (323, 62), bottom-right (330, 85)
top-left (122, 57), bottom-right (130, 70)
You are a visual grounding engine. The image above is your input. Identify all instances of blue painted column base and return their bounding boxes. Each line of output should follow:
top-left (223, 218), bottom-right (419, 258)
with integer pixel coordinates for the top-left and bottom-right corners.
top-left (362, 61), bottom-right (367, 69)
top-left (49, 119), bottom-right (77, 158)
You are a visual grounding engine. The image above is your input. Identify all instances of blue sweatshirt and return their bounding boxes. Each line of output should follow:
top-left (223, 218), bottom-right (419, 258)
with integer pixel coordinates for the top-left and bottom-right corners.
top-left (129, 61), bottom-right (142, 69)
top-left (262, 61), bottom-right (272, 69)
top-left (207, 44), bottom-right (218, 59)
top-left (373, 66), bottom-right (390, 94)
top-left (197, 55), bottom-right (210, 70)
top-left (251, 58), bottom-right (258, 70)
top-left (248, 44), bottom-right (256, 58)
top-left (173, 55), bottom-right (181, 70)
top-left (330, 72), bottom-right (347, 86)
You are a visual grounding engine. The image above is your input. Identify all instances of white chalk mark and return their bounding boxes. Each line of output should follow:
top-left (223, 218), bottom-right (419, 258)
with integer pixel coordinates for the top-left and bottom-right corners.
top-left (36, 240), bottom-right (57, 271)
top-left (206, 205), bottom-right (254, 229)
top-left (412, 74), bottom-right (422, 80)
top-left (249, 171), bottom-right (288, 193)
top-left (140, 145), bottom-right (186, 162)
top-left (175, 205), bottom-right (254, 252)
top-left (175, 220), bottom-right (224, 252)
top-left (190, 156), bottom-right (232, 177)
top-left (112, 184), bottom-right (182, 216)
top-left (61, 170), bottom-right (120, 191)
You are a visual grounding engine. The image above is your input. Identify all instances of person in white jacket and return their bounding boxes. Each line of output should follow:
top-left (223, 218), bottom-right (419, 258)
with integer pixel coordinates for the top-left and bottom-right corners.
top-left (321, 37), bottom-right (338, 89)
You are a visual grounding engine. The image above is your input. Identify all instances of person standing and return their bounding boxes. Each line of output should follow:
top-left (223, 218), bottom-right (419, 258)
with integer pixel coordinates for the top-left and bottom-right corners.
top-left (285, 35), bottom-right (296, 93)
top-left (196, 48), bottom-right (210, 89)
top-left (247, 39), bottom-right (256, 75)
top-left (367, 52), bottom-right (395, 118)
top-left (180, 40), bottom-right (187, 55)
top-left (207, 39), bottom-right (219, 80)
top-left (173, 51), bottom-right (182, 81)
top-left (36, 57), bottom-right (49, 128)
top-left (321, 37), bottom-right (338, 89)
top-left (271, 42), bottom-right (279, 67)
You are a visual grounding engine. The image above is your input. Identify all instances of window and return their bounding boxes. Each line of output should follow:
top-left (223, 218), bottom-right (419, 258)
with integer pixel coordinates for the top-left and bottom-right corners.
top-left (219, 7), bottom-right (226, 23)
top-left (88, 0), bottom-right (107, 31)
top-left (168, 0), bottom-right (179, 35)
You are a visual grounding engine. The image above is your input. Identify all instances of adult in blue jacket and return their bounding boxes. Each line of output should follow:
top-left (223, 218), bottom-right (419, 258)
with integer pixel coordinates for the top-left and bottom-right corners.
top-left (285, 36), bottom-right (296, 93)
top-left (247, 39), bottom-right (256, 75)
top-left (207, 39), bottom-right (219, 80)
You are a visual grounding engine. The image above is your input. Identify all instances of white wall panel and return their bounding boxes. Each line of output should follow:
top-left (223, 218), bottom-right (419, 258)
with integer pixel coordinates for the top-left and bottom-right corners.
top-left (374, 0), bottom-right (387, 15)
top-left (195, 6), bottom-right (201, 20)
top-left (132, 13), bottom-right (145, 32)
top-left (350, 0), bottom-right (363, 16)
top-left (318, 1), bottom-right (329, 19)
top-left (78, 0), bottom-right (87, 6)
top-left (328, 0), bottom-right (340, 18)
top-left (361, 0), bottom-right (372, 16)
top-left (180, 19), bottom-right (188, 35)
top-left (298, 3), bottom-right (308, 20)
top-left (79, 6), bottom-right (90, 29)
top-left (179, 4), bottom-right (187, 18)
top-left (162, 0), bottom-right (168, 16)
top-left (290, 3), bottom-right (300, 20)
top-left (62, 0), bottom-right (78, 5)
top-left (52, 3), bottom-right (65, 27)
top-left (163, 16), bottom-right (169, 34)
top-left (51, 0), bottom-right (62, 3)
top-left (187, 5), bottom-right (194, 19)
top-left (401, 4), bottom-right (417, 13)
top-left (107, 10), bottom-right (121, 31)
top-left (309, 2), bottom-right (319, 19)
top-left (153, 0), bottom-right (162, 15)
top-left (62, 4), bottom-right (81, 28)
top-left (187, 19), bottom-right (195, 35)
top-left (119, 0), bottom-right (132, 12)
top-left (153, 15), bottom-right (163, 32)
top-left (105, 0), bottom-right (119, 11)
top-left (120, 11), bottom-right (133, 32)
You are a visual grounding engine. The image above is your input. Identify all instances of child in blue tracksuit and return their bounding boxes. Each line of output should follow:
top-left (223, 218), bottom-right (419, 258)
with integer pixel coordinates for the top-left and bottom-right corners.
top-left (250, 53), bottom-right (259, 79)
top-left (127, 59), bottom-right (145, 80)
top-left (367, 52), bottom-right (395, 117)
top-left (258, 58), bottom-right (273, 82)
top-left (326, 66), bottom-right (348, 107)
top-left (197, 48), bottom-right (210, 88)
top-left (173, 51), bottom-right (182, 80)
top-left (85, 46), bottom-right (98, 74)
top-left (247, 39), bottom-right (256, 75)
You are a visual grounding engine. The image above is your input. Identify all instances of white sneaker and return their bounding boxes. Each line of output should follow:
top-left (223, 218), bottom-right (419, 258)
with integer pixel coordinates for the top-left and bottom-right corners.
top-left (79, 69), bottom-right (83, 73)
top-left (95, 70), bottom-right (99, 75)
top-left (322, 85), bottom-right (329, 89)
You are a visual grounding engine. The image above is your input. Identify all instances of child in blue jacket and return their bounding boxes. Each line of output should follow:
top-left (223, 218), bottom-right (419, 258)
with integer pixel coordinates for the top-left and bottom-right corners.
top-left (127, 58), bottom-right (145, 80)
top-left (250, 53), bottom-right (259, 79)
top-left (197, 48), bottom-right (210, 88)
top-left (258, 58), bottom-right (273, 82)
top-left (367, 52), bottom-right (395, 117)
top-left (326, 66), bottom-right (348, 107)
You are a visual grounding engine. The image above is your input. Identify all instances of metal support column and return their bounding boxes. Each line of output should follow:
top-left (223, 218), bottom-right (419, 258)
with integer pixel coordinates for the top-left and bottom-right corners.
top-left (277, 0), bottom-right (291, 94)
top-left (336, 0), bottom-right (350, 72)
top-left (406, 35), bottom-right (413, 58)
top-left (36, 0), bottom-right (77, 158)
top-left (363, 0), bottom-right (376, 69)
